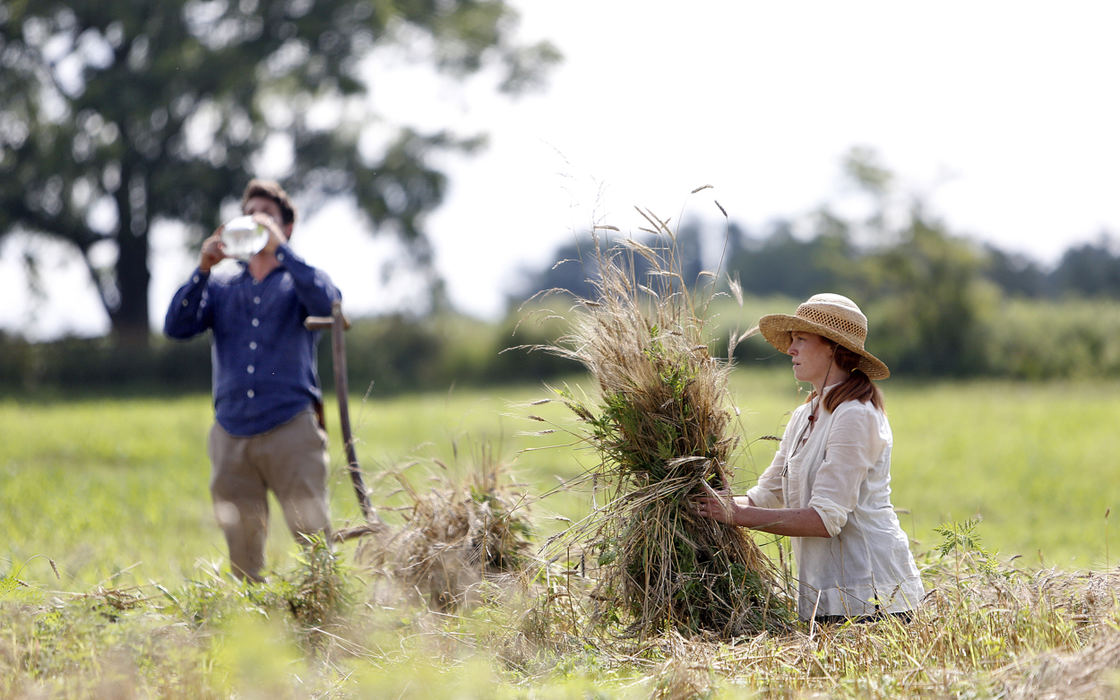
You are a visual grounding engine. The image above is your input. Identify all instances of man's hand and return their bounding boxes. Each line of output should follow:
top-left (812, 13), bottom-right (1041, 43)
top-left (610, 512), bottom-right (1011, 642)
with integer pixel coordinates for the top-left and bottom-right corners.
top-left (199, 231), bottom-right (226, 273)
top-left (253, 212), bottom-right (289, 255)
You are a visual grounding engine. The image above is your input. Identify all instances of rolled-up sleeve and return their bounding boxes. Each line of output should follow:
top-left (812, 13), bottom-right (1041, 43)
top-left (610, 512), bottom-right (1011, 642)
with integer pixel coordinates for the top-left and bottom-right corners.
top-left (807, 403), bottom-right (885, 537)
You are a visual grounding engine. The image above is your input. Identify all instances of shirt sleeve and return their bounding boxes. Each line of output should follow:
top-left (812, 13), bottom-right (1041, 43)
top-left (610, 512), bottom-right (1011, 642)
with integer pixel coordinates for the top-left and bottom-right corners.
top-left (807, 402), bottom-right (885, 537)
top-left (275, 244), bottom-right (341, 317)
top-left (745, 411), bottom-right (800, 508)
top-left (163, 269), bottom-right (213, 339)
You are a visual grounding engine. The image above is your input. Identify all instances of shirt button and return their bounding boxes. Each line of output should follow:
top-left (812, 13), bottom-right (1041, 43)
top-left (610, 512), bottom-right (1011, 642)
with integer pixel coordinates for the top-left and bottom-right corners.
top-left (251, 318), bottom-right (259, 327)
top-left (247, 389), bottom-right (255, 398)
top-left (249, 341), bottom-right (257, 350)
top-left (192, 275), bottom-right (200, 283)
top-left (277, 252), bottom-right (285, 262)
top-left (247, 365), bottom-right (255, 374)
top-left (253, 296), bottom-right (261, 304)
top-left (181, 299), bottom-right (189, 306)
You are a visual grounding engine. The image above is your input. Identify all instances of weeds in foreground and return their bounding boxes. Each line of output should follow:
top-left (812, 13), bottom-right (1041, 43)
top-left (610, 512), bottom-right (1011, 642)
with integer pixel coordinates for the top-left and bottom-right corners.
top-left (0, 551), bottom-right (349, 698)
top-left (2, 537), bottom-right (1118, 698)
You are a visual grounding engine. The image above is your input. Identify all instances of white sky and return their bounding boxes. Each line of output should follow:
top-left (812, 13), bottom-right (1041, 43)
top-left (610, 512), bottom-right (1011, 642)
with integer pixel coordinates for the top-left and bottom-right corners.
top-left (4, 0), bottom-right (1120, 340)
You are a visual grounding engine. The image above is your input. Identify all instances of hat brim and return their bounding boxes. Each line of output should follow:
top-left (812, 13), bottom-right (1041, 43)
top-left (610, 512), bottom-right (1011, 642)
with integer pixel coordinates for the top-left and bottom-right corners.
top-left (758, 313), bottom-right (890, 380)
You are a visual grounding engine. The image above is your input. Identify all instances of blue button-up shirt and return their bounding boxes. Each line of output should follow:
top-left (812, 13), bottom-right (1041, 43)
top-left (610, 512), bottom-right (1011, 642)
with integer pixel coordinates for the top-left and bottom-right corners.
top-left (163, 245), bottom-right (341, 437)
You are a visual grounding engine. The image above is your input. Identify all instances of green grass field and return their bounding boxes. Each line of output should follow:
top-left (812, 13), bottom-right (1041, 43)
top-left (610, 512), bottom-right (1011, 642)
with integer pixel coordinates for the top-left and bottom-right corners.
top-left (2, 371), bottom-right (1118, 697)
top-left (3, 370), bottom-right (1114, 588)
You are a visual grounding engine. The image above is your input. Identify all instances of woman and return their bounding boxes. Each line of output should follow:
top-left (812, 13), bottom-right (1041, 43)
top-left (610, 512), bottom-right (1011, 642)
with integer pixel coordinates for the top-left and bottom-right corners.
top-left (695, 293), bottom-right (923, 623)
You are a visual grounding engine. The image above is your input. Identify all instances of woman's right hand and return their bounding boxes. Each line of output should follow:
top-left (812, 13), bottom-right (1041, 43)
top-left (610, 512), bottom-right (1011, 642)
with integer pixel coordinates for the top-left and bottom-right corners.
top-left (694, 493), bottom-right (754, 525)
top-left (694, 494), bottom-right (735, 524)
top-left (693, 491), bottom-right (758, 527)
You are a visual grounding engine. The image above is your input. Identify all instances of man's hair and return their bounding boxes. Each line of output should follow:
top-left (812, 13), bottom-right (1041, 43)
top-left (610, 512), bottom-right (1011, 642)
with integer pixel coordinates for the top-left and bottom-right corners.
top-left (241, 179), bottom-right (297, 226)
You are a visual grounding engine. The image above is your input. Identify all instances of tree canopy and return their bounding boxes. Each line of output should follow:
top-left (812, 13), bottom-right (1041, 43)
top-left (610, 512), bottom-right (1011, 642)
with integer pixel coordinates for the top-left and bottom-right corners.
top-left (0, 0), bottom-right (559, 345)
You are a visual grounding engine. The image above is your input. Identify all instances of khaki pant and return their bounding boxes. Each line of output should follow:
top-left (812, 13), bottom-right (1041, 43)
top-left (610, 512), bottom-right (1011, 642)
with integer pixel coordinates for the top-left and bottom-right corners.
top-left (208, 408), bottom-right (331, 581)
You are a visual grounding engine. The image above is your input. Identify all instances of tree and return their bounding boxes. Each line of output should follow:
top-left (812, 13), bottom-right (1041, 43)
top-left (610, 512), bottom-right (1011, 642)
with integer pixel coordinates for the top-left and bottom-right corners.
top-left (860, 205), bottom-right (994, 375)
top-left (834, 148), bottom-right (996, 376)
top-left (981, 244), bottom-right (1049, 298)
top-left (0, 0), bottom-right (559, 346)
top-left (1049, 233), bottom-right (1120, 298)
top-left (726, 218), bottom-right (853, 299)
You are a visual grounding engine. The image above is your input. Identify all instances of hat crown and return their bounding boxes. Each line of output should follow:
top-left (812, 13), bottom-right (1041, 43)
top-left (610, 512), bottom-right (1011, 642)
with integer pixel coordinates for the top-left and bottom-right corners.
top-left (795, 294), bottom-right (868, 347)
top-left (757, 292), bottom-right (889, 379)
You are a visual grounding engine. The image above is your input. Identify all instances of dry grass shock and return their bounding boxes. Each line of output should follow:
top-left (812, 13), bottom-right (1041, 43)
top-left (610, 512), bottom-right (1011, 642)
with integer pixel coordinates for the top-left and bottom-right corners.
top-left (357, 445), bottom-right (536, 612)
top-left (527, 211), bottom-right (792, 639)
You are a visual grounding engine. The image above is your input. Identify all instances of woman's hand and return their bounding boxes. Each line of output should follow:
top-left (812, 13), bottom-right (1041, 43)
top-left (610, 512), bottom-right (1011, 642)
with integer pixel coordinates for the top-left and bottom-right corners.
top-left (693, 493), bottom-right (747, 526)
top-left (693, 493), bottom-right (830, 537)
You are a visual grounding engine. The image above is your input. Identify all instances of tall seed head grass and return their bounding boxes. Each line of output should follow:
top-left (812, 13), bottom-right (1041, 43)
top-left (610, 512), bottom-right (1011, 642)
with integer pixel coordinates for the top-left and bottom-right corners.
top-left (531, 217), bottom-right (792, 639)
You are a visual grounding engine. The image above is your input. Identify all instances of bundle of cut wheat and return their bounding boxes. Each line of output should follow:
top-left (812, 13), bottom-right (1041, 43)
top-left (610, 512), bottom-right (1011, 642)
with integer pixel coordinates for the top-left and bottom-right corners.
top-left (358, 448), bottom-right (535, 611)
top-left (535, 213), bottom-right (791, 638)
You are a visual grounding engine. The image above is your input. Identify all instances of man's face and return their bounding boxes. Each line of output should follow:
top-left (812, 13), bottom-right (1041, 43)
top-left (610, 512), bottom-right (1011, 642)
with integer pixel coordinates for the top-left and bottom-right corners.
top-left (243, 195), bottom-right (289, 232)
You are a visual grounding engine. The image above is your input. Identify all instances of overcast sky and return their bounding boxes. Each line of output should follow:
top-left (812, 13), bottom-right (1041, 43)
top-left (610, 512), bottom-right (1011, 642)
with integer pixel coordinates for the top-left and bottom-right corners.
top-left (3, 0), bottom-right (1119, 339)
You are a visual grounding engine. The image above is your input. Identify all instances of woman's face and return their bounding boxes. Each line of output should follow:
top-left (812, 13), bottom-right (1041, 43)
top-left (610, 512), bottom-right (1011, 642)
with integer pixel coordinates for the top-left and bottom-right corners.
top-left (787, 332), bottom-right (836, 388)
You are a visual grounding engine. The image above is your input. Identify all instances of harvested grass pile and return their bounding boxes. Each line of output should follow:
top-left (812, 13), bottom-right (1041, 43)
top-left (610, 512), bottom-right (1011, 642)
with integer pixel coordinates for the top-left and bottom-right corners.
top-left (359, 447), bottom-right (535, 611)
top-left (532, 213), bottom-right (791, 639)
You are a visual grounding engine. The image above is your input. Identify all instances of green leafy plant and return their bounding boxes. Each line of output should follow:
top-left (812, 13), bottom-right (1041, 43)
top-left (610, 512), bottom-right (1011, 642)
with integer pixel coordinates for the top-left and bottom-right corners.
top-left (934, 516), bottom-right (999, 575)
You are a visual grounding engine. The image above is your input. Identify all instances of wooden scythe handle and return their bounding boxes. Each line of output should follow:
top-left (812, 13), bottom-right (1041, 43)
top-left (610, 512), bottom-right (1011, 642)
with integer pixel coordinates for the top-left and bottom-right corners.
top-left (305, 302), bottom-right (377, 526)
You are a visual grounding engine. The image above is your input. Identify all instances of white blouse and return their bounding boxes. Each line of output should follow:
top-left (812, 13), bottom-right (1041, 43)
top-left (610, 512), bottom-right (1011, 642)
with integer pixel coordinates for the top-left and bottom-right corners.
top-left (746, 392), bottom-right (924, 620)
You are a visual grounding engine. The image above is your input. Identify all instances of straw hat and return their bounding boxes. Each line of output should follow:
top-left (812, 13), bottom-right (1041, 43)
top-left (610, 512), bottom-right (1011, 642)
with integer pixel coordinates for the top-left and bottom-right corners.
top-left (757, 293), bottom-right (890, 380)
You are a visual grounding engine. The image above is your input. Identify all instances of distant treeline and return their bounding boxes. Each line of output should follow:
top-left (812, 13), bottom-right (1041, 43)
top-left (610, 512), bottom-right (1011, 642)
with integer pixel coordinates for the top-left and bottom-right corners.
top-left (0, 310), bottom-right (576, 398)
top-left (515, 221), bottom-right (1120, 311)
top-left (509, 193), bottom-right (1120, 380)
top-left (4, 292), bottom-right (1118, 399)
top-left (5, 171), bottom-right (1120, 396)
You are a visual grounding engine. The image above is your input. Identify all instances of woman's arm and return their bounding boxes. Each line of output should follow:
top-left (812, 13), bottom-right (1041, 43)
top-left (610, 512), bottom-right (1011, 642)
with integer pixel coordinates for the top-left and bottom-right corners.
top-left (694, 495), bottom-right (831, 538)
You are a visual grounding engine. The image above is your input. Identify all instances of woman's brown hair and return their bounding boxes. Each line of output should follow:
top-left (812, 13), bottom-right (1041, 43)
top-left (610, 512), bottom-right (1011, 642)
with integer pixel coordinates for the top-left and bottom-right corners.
top-left (811, 341), bottom-right (884, 413)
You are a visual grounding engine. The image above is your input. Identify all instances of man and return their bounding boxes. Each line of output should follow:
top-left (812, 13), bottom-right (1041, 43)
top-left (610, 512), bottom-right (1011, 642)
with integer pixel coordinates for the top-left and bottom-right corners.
top-left (164, 179), bottom-right (339, 581)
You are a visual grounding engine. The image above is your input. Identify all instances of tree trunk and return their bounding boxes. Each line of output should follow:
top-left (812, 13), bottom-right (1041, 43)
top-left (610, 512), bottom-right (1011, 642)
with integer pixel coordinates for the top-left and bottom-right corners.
top-left (112, 225), bottom-right (152, 349)
top-left (109, 168), bottom-right (152, 350)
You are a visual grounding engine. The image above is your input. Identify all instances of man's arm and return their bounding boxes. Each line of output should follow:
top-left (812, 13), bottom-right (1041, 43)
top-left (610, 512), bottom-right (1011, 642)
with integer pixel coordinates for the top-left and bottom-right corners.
top-left (274, 244), bottom-right (341, 317)
top-left (163, 268), bottom-right (214, 339)
top-left (163, 228), bottom-right (229, 339)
